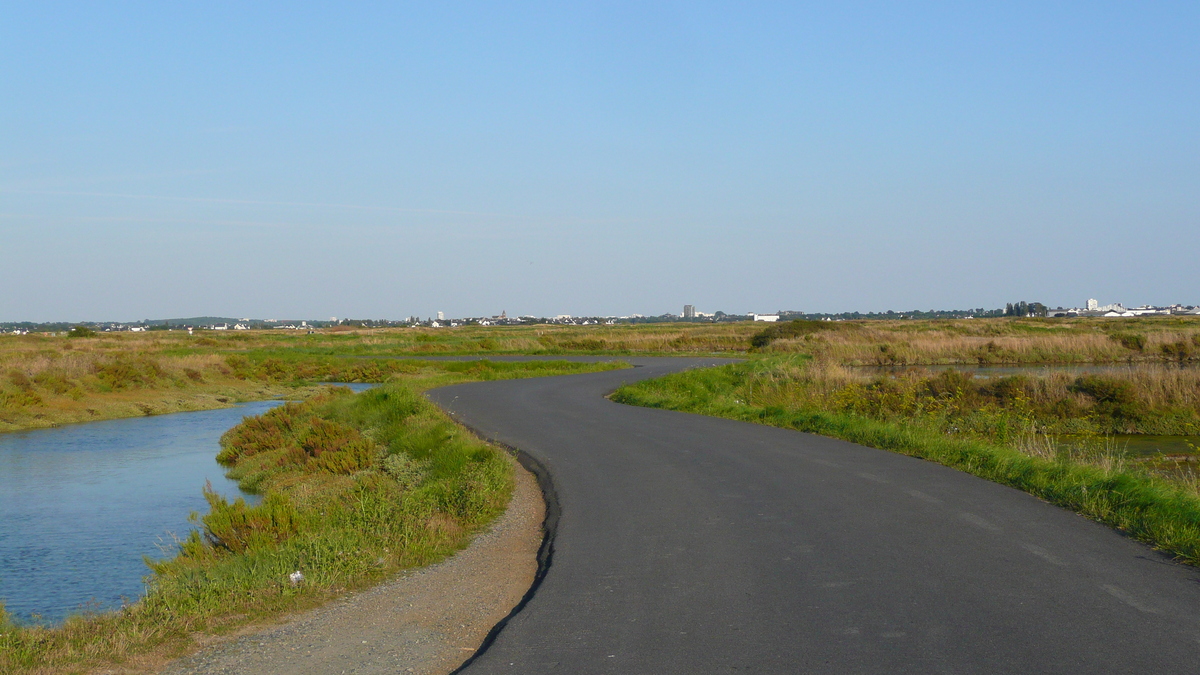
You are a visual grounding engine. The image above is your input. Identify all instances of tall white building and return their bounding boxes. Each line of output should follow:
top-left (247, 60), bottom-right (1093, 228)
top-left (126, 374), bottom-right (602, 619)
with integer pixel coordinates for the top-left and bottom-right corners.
top-left (437, 311), bottom-right (445, 321)
top-left (1086, 299), bottom-right (1098, 311)
top-left (683, 305), bottom-right (696, 318)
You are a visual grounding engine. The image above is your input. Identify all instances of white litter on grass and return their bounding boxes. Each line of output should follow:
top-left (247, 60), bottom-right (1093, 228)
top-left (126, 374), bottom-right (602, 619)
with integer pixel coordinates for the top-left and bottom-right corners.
top-left (289, 571), bottom-right (305, 586)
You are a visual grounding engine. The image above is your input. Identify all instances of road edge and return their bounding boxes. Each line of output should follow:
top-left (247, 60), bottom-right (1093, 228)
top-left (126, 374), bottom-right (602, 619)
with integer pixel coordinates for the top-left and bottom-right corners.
top-left (446, 426), bottom-right (560, 675)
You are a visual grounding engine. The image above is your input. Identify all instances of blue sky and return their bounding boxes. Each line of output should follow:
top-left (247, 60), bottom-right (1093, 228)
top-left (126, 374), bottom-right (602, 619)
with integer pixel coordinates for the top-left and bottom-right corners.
top-left (2, 2), bottom-right (1197, 321)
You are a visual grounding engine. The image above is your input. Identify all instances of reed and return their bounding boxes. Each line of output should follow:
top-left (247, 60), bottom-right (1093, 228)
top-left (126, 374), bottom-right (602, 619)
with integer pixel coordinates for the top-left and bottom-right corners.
top-left (757, 317), bottom-right (1200, 365)
top-left (741, 359), bottom-right (1200, 436)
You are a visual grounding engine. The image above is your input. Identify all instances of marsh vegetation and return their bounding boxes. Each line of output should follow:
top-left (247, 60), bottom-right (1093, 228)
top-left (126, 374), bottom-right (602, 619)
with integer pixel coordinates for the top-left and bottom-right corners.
top-left (2, 315), bottom-right (1196, 434)
top-left (750, 316), bottom-right (1200, 365)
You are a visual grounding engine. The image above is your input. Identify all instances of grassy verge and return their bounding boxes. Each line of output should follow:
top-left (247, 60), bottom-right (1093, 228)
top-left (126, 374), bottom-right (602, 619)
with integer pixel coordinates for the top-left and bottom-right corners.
top-left (613, 357), bottom-right (1200, 564)
top-left (0, 359), bottom-right (625, 674)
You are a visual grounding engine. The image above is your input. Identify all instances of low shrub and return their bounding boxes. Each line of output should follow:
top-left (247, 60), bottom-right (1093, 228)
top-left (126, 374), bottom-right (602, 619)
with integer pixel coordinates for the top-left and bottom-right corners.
top-left (1162, 340), bottom-right (1195, 362)
top-left (194, 489), bottom-right (302, 554)
top-left (32, 372), bottom-right (74, 394)
top-left (750, 319), bottom-right (846, 348)
top-left (93, 357), bottom-right (165, 390)
top-left (8, 370), bottom-right (33, 389)
top-left (0, 389), bottom-right (43, 409)
top-left (1069, 375), bottom-right (1147, 421)
top-left (1110, 332), bottom-right (1147, 352)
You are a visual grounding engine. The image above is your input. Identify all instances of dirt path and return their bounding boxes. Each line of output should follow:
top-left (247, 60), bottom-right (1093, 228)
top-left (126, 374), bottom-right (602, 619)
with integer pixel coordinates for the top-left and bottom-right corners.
top-left (157, 454), bottom-right (543, 675)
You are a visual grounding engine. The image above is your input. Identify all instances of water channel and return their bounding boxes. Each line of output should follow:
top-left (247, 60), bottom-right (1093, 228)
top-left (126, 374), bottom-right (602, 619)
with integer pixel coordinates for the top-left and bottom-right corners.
top-left (0, 384), bottom-right (375, 625)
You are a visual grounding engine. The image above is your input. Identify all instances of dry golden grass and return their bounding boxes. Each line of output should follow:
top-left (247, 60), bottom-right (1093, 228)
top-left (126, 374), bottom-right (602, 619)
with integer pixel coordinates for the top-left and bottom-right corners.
top-left (747, 356), bottom-right (1200, 419)
top-left (764, 317), bottom-right (1200, 365)
top-left (0, 338), bottom-right (315, 432)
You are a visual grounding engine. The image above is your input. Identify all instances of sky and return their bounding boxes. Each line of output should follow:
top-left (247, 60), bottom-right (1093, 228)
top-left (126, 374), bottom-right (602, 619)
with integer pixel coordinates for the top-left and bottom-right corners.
top-left (2, 2), bottom-right (1197, 322)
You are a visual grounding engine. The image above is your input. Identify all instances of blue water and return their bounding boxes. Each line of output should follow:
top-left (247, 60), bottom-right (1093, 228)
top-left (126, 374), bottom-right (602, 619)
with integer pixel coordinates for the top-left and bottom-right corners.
top-left (0, 384), bottom-right (377, 624)
top-left (0, 400), bottom-right (286, 625)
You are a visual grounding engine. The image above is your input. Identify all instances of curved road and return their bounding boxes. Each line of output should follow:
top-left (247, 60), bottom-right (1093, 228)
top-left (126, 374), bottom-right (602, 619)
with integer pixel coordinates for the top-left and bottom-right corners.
top-left (428, 357), bottom-right (1200, 674)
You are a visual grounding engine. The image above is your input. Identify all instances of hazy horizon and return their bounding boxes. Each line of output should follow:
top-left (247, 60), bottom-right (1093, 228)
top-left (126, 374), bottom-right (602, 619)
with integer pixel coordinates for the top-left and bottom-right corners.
top-left (3, 3), bottom-right (1197, 322)
top-left (6, 298), bottom-right (1195, 326)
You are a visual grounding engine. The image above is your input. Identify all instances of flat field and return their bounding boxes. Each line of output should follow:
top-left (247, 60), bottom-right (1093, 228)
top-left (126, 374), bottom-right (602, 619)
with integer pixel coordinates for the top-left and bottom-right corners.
top-left (3, 316), bottom-right (1198, 433)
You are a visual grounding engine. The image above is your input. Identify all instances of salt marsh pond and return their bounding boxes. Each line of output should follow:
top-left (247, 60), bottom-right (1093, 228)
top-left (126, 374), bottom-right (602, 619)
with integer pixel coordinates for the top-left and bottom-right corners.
top-left (0, 385), bottom-right (375, 624)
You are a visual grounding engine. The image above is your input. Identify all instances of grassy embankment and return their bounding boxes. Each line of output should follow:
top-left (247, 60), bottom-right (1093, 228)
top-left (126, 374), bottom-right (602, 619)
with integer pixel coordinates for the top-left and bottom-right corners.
top-left (615, 339), bottom-right (1200, 564)
top-left (0, 358), bottom-right (625, 675)
top-left (0, 333), bottom-right (330, 433)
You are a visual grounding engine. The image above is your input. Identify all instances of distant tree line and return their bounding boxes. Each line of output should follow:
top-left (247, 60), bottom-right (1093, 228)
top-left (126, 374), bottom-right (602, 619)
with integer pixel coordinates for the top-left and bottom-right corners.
top-left (1004, 301), bottom-right (1048, 317)
top-left (0, 303), bottom-right (1064, 332)
top-left (778, 308), bottom-right (1006, 321)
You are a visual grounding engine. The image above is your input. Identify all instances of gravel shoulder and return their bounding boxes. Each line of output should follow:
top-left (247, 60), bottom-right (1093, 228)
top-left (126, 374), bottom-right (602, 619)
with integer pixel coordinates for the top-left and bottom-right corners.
top-left (155, 453), bottom-right (543, 675)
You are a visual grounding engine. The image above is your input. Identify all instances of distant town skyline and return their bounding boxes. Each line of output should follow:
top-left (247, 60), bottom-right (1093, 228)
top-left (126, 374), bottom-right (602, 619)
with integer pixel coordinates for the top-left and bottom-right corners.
top-left (2, 4), bottom-right (1197, 322)
top-left (4, 296), bottom-right (1198, 330)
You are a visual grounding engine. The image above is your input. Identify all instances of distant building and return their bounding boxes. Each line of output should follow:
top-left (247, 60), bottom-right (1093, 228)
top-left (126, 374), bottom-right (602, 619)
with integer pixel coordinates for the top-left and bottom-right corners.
top-left (437, 311), bottom-right (445, 321)
top-left (752, 314), bottom-right (780, 322)
top-left (1086, 298), bottom-right (1099, 311)
top-left (683, 305), bottom-right (696, 318)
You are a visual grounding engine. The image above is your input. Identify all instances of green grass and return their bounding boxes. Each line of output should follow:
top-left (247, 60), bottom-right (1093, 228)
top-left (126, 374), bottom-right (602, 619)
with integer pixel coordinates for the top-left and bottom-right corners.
top-left (613, 357), bottom-right (1200, 565)
top-left (735, 360), bottom-right (1200, 437)
top-left (0, 358), bottom-right (626, 674)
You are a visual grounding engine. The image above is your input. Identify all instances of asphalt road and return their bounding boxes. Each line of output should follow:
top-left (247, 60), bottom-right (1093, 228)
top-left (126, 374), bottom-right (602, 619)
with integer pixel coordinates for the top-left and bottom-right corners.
top-left (427, 357), bottom-right (1200, 674)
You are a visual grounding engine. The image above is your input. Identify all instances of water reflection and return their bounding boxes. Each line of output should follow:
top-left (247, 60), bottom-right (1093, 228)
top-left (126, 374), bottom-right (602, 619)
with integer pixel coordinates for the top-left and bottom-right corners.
top-left (0, 400), bottom-right (283, 624)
